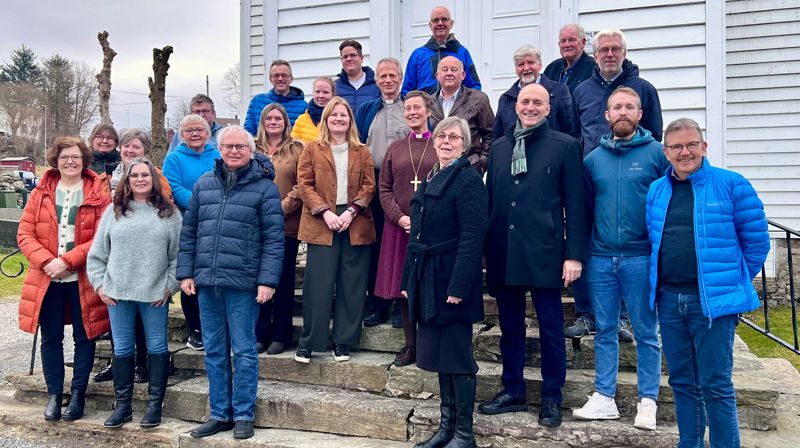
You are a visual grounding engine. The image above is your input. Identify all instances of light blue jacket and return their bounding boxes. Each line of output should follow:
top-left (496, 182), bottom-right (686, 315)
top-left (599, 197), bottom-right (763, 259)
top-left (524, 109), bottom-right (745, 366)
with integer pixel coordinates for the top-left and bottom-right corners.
top-left (162, 143), bottom-right (221, 210)
top-left (646, 158), bottom-right (770, 320)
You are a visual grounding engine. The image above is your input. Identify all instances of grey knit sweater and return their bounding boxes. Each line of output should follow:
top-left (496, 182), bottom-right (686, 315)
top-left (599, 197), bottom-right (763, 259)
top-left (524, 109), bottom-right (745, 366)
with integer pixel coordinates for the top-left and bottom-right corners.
top-left (87, 201), bottom-right (182, 302)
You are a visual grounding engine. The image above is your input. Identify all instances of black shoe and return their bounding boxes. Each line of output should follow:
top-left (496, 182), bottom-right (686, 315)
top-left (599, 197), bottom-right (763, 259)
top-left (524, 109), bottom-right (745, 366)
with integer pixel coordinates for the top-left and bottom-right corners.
top-left (564, 315), bottom-right (596, 339)
top-left (538, 400), bottom-right (562, 427)
top-left (446, 374), bottom-right (477, 448)
top-left (62, 389), bottom-right (85, 421)
top-left (256, 342), bottom-right (267, 354)
top-left (391, 305), bottom-right (403, 329)
top-left (190, 419), bottom-right (235, 438)
top-left (477, 391), bottom-right (527, 415)
top-left (93, 363), bottom-right (113, 382)
top-left (393, 346), bottom-right (416, 367)
top-left (266, 341), bottom-right (285, 355)
top-left (415, 373), bottom-right (454, 448)
top-left (140, 353), bottom-right (170, 428)
top-left (294, 346), bottom-right (311, 364)
top-left (44, 394), bottom-right (62, 421)
top-left (186, 330), bottom-right (204, 351)
top-left (363, 311), bottom-right (387, 327)
top-left (233, 420), bottom-right (255, 439)
top-left (134, 365), bottom-right (148, 384)
top-left (332, 343), bottom-right (350, 362)
top-left (618, 319), bottom-right (634, 343)
top-left (104, 356), bottom-right (135, 428)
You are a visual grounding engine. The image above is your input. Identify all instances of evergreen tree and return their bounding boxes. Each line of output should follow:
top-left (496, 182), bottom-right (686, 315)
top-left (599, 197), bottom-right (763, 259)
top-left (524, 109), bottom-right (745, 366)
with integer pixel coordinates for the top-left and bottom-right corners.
top-left (0, 45), bottom-right (42, 84)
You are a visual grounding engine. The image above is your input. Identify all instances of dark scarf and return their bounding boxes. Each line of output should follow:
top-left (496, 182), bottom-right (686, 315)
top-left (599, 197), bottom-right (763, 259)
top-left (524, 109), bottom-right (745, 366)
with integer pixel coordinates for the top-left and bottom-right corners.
top-left (307, 100), bottom-right (324, 126)
top-left (93, 150), bottom-right (121, 175)
top-left (220, 161), bottom-right (251, 193)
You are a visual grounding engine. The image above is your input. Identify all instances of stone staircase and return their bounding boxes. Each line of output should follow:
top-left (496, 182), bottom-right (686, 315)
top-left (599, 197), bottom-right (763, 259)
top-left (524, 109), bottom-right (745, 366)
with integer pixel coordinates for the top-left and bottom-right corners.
top-left (3, 265), bottom-right (800, 447)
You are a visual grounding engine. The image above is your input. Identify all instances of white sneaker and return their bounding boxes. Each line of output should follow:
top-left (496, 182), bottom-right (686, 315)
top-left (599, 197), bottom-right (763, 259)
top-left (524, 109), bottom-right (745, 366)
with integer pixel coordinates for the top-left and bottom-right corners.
top-left (572, 392), bottom-right (620, 420)
top-left (633, 397), bottom-right (658, 430)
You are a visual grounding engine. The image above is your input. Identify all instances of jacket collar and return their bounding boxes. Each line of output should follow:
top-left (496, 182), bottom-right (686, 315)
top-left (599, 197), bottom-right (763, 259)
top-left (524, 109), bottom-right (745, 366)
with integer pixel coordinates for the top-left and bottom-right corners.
top-left (214, 152), bottom-right (276, 185)
top-left (424, 33), bottom-right (461, 53)
top-left (422, 156), bottom-right (471, 198)
top-left (268, 86), bottom-right (305, 101)
top-left (666, 157), bottom-right (709, 185)
top-left (503, 117), bottom-right (551, 143)
top-left (38, 168), bottom-right (107, 207)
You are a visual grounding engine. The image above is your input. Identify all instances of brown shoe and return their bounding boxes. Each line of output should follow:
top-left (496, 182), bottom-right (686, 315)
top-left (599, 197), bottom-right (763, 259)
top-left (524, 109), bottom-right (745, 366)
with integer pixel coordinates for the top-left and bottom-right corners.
top-left (393, 346), bottom-right (416, 367)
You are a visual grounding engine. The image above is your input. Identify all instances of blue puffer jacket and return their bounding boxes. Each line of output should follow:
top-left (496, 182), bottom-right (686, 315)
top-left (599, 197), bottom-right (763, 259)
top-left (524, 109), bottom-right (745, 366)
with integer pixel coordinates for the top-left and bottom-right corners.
top-left (493, 74), bottom-right (578, 139)
top-left (335, 66), bottom-right (381, 112)
top-left (401, 34), bottom-right (481, 96)
top-left (584, 127), bottom-right (669, 257)
top-left (244, 87), bottom-right (307, 135)
top-left (572, 60), bottom-right (663, 156)
top-left (646, 159), bottom-right (770, 320)
top-left (177, 153), bottom-right (285, 290)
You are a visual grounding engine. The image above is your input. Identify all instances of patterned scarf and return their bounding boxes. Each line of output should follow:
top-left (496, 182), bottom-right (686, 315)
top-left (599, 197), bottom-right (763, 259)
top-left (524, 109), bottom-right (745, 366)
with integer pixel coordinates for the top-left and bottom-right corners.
top-left (511, 119), bottom-right (546, 176)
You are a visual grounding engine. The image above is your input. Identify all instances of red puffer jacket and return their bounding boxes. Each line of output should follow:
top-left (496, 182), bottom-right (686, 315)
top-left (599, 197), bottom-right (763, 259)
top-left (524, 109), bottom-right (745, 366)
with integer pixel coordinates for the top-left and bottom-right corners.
top-left (17, 168), bottom-right (111, 339)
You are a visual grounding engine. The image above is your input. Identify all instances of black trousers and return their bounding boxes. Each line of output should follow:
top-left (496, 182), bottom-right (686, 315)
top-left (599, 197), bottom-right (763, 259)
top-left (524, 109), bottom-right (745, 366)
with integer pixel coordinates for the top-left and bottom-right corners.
top-left (367, 168), bottom-right (387, 315)
top-left (257, 236), bottom-right (299, 345)
top-left (181, 290), bottom-right (201, 333)
top-left (39, 281), bottom-right (96, 395)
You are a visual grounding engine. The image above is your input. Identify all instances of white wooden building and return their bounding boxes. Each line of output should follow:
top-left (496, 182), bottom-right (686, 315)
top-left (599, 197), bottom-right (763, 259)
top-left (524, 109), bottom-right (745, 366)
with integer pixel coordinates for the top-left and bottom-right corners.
top-left (240, 0), bottom-right (800, 230)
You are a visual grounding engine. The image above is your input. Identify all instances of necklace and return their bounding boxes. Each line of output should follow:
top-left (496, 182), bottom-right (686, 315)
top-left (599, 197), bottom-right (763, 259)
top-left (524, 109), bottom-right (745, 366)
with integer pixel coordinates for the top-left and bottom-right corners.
top-left (408, 133), bottom-right (431, 191)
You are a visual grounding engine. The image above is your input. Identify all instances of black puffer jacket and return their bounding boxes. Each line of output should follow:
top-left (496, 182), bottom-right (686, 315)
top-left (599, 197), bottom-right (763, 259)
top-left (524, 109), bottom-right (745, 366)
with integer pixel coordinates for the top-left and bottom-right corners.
top-left (401, 156), bottom-right (488, 325)
top-left (177, 153), bottom-right (285, 289)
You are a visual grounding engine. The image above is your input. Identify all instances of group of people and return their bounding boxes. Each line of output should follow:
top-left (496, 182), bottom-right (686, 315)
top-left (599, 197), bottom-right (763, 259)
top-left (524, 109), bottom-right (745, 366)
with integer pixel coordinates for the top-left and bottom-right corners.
top-left (16, 6), bottom-right (770, 448)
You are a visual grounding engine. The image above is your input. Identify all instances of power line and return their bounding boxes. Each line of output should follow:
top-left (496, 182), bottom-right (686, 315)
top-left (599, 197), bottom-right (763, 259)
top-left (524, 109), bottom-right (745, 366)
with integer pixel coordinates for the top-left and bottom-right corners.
top-left (111, 88), bottom-right (187, 99)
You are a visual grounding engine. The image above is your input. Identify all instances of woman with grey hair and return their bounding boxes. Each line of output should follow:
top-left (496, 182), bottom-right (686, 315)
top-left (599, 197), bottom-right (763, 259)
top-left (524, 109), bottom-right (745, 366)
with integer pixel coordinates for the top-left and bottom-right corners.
top-left (163, 115), bottom-right (221, 352)
top-left (178, 125), bottom-right (284, 440)
top-left (401, 117), bottom-right (488, 448)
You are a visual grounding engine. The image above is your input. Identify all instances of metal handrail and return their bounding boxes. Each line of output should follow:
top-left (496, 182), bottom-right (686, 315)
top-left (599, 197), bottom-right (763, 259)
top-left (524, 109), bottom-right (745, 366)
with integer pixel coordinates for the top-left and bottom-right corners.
top-left (739, 219), bottom-right (799, 355)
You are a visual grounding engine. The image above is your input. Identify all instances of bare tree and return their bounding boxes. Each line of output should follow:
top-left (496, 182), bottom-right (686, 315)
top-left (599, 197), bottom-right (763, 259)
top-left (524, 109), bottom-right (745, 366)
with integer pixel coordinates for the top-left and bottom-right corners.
top-left (0, 82), bottom-right (42, 157)
top-left (219, 62), bottom-right (241, 115)
top-left (96, 31), bottom-right (116, 125)
top-left (148, 46), bottom-right (173, 165)
top-left (170, 98), bottom-right (191, 131)
top-left (70, 61), bottom-right (99, 134)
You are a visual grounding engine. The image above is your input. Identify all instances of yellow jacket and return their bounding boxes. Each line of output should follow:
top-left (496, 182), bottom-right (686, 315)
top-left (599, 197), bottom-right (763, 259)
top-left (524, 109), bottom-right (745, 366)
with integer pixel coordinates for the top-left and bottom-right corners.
top-left (290, 112), bottom-right (320, 143)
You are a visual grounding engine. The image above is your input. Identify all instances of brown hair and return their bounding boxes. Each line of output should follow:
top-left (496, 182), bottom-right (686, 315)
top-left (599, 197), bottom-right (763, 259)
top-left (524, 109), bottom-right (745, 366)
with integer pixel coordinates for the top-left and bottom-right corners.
top-left (46, 136), bottom-right (93, 169)
top-left (255, 103), bottom-right (304, 159)
top-left (606, 86), bottom-right (641, 109)
top-left (404, 90), bottom-right (433, 111)
top-left (113, 157), bottom-right (175, 219)
top-left (87, 123), bottom-right (119, 150)
top-left (313, 76), bottom-right (336, 95)
top-left (339, 40), bottom-right (363, 55)
top-left (317, 97), bottom-right (362, 147)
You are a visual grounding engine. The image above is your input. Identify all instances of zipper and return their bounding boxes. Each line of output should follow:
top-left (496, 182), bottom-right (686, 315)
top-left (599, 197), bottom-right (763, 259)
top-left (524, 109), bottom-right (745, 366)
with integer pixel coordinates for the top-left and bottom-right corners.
top-left (691, 181), bottom-right (712, 326)
top-left (210, 179), bottom-right (228, 284)
top-left (617, 154), bottom-right (622, 255)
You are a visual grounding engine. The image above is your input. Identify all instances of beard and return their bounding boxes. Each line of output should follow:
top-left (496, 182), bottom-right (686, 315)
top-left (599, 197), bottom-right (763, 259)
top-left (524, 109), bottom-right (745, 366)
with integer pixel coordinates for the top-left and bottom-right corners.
top-left (611, 118), bottom-right (637, 138)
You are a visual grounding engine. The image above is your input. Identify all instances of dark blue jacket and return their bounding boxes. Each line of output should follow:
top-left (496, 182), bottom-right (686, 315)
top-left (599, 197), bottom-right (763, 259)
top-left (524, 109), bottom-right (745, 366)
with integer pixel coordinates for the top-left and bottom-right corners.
top-left (543, 51), bottom-right (597, 95)
top-left (647, 159), bottom-right (770, 320)
top-left (493, 74), bottom-right (578, 139)
top-left (354, 96), bottom-right (392, 144)
top-left (177, 153), bottom-right (285, 290)
top-left (335, 66), bottom-right (381, 112)
top-left (401, 34), bottom-right (481, 96)
top-left (584, 127), bottom-right (669, 257)
top-left (244, 86), bottom-right (307, 135)
top-left (572, 60), bottom-right (663, 156)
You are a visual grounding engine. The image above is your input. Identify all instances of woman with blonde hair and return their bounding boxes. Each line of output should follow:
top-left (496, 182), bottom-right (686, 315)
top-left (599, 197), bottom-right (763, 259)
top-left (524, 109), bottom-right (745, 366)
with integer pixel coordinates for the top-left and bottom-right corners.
top-left (253, 103), bottom-right (304, 354)
top-left (295, 96), bottom-right (376, 363)
top-left (291, 77), bottom-right (335, 143)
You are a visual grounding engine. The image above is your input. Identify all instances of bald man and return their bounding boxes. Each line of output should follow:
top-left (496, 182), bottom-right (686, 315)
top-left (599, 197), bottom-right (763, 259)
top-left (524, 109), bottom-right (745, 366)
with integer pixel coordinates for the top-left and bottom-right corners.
top-left (429, 56), bottom-right (494, 174)
top-left (401, 5), bottom-right (481, 96)
top-left (481, 83), bottom-right (585, 427)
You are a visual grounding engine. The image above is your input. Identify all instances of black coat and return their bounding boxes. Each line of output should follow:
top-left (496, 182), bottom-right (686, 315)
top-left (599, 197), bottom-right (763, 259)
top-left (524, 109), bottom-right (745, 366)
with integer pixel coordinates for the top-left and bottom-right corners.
top-left (401, 157), bottom-right (487, 325)
top-left (493, 74), bottom-right (578, 140)
top-left (485, 121), bottom-right (586, 292)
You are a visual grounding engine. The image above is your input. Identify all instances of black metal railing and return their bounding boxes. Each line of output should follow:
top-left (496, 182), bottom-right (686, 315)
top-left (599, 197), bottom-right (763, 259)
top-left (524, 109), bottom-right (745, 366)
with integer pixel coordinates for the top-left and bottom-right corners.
top-left (740, 219), bottom-right (800, 356)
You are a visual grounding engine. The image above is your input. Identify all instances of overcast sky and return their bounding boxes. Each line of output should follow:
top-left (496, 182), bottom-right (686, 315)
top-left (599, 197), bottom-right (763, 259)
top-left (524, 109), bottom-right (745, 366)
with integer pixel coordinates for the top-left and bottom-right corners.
top-left (1, 0), bottom-right (240, 131)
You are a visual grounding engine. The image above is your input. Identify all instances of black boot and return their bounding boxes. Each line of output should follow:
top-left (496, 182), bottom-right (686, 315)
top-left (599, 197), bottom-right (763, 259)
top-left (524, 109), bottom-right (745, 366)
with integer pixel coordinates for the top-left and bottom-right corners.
top-left (140, 353), bottom-right (170, 428)
top-left (443, 374), bottom-right (477, 448)
top-left (415, 373), bottom-right (455, 448)
top-left (44, 394), bottom-right (62, 421)
top-left (62, 389), bottom-right (85, 421)
top-left (104, 356), bottom-right (134, 428)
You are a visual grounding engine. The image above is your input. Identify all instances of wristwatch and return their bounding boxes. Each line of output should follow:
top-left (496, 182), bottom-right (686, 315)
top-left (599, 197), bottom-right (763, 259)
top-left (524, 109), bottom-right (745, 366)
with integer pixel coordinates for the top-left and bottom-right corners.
top-left (346, 206), bottom-right (357, 218)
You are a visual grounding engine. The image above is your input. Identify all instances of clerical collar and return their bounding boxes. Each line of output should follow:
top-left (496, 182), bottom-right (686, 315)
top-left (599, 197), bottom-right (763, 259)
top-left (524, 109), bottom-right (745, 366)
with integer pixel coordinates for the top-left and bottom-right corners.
top-left (410, 131), bottom-right (432, 140)
top-left (383, 97), bottom-right (400, 105)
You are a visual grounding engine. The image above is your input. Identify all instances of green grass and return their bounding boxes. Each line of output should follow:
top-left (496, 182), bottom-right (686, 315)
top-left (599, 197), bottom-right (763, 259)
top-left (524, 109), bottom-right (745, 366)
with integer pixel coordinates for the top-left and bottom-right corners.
top-left (738, 304), bottom-right (800, 372)
top-left (0, 251), bottom-right (28, 302)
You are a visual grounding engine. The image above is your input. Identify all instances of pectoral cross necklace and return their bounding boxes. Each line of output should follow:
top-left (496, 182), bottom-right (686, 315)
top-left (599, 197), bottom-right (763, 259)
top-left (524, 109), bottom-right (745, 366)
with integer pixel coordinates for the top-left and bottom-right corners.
top-left (408, 134), bottom-right (431, 192)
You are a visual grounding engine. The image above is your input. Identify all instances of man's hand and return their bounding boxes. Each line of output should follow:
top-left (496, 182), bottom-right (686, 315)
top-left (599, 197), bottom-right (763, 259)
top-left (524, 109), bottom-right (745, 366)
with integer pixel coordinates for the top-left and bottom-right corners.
top-left (256, 285), bottom-right (275, 304)
top-left (181, 278), bottom-right (196, 296)
top-left (562, 259), bottom-right (582, 287)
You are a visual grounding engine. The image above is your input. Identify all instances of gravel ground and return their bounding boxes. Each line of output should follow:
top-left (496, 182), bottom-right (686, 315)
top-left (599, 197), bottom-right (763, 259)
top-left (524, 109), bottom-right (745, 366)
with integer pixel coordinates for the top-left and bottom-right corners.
top-left (0, 299), bottom-right (75, 389)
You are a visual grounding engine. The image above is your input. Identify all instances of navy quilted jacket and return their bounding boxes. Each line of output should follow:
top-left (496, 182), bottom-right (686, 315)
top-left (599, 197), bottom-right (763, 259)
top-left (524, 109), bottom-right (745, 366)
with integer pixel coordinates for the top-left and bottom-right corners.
top-left (177, 153), bottom-right (285, 289)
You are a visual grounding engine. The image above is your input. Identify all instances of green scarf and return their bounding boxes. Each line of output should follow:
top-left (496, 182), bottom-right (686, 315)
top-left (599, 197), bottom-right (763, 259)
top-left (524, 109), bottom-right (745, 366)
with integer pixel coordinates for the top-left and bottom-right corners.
top-left (511, 119), bottom-right (545, 176)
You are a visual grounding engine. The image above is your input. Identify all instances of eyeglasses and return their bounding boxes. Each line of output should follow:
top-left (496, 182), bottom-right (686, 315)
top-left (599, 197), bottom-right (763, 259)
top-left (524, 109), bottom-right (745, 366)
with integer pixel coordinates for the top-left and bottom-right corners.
top-left (184, 128), bottom-right (206, 135)
top-left (665, 141), bottom-right (704, 154)
top-left (219, 144), bottom-right (251, 152)
top-left (597, 46), bottom-right (624, 56)
top-left (94, 135), bottom-right (115, 141)
top-left (58, 155), bottom-right (82, 162)
top-left (191, 109), bottom-right (214, 115)
top-left (430, 17), bottom-right (452, 24)
top-left (340, 53), bottom-right (361, 60)
top-left (270, 73), bottom-right (291, 80)
top-left (434, 133), bottom-right (463, 143)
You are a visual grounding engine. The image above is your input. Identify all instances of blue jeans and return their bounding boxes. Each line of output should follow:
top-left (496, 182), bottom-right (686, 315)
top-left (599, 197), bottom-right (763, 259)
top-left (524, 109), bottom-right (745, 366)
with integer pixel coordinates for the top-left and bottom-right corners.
top-left (198, 286), bottom-right (260, 422)
top-left (107, 300), bottom-right (169, 356)
top-left (657, 286), bottom-right (740, 448)
top-left (588, 255), bottom-right (660, 400)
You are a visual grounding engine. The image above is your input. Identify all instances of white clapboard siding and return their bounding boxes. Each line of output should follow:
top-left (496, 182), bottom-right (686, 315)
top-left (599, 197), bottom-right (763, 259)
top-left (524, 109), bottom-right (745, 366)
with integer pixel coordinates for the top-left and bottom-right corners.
top-left (578, 1), bottom-right (709, 140)
top-left (726, 0), bottom-right (800, 231)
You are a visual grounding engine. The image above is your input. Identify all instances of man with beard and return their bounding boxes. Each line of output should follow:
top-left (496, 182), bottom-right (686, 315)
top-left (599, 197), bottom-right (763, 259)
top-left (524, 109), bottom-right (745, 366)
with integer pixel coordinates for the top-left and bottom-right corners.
top-left (572, 87), bottom-right (669, 431)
